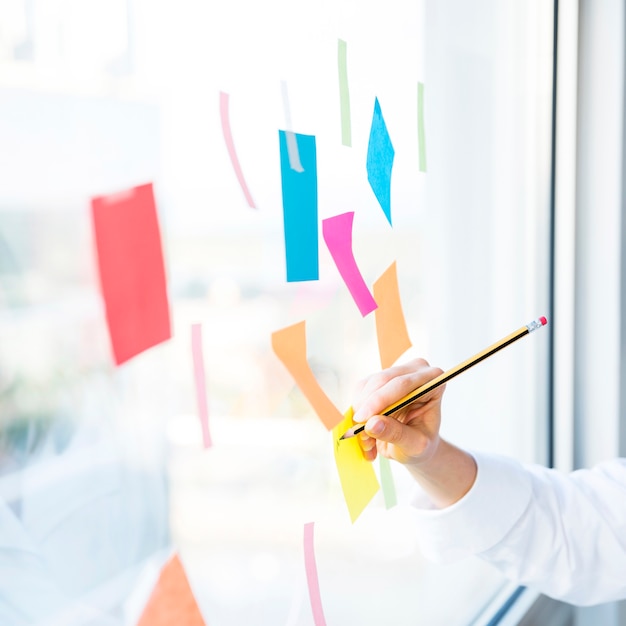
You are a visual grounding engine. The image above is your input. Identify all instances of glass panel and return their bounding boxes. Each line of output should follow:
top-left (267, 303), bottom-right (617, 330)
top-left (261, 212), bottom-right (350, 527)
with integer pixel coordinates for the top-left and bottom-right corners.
top-left (0, 0), bottom-right (553, 624)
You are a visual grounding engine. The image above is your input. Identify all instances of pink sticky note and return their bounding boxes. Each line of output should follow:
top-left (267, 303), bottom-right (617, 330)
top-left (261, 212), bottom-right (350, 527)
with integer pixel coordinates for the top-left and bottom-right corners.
top-left (191, 323), bottom-right (212, 448)
top-left (219, 91), bottom-right (256, 208)
top-left (322, 212), bottom-right (377, 316)
top-left (303, 522), bottom-right (327, 626)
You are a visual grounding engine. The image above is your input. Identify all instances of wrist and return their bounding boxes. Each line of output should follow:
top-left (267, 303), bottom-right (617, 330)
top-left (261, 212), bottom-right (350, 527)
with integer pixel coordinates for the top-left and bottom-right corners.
top-left (405, 439), bottom-right (477, 508)
top-left (405, 433), bottom-right (444, 469)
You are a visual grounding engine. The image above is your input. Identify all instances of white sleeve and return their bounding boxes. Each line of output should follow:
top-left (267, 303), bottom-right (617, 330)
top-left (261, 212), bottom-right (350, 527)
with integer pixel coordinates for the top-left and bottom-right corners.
top-left (410, 452), bottom-right (626, 606)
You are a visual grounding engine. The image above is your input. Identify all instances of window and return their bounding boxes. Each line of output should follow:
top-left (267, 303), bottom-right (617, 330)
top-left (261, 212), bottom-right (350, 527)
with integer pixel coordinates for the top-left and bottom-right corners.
top-left (0, 1), bottom-right (555, 624)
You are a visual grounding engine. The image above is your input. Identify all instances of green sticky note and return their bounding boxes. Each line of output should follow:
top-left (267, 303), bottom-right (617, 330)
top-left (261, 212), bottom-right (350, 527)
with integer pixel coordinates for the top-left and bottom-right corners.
top-left (378, 455), bottom-right (398, 509)
top-left (338, 39), bottom-right (352, 147)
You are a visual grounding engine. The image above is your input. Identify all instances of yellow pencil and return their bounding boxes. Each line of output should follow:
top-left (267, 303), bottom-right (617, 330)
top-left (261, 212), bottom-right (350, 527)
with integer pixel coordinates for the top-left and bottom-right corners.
top-left (340, 316), bottom-right (548, 440)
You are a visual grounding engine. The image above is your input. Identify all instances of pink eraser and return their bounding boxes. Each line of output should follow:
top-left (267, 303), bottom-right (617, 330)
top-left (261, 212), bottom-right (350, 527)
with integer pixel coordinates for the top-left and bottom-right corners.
top-left (539, 316), bottom-right (548, 326)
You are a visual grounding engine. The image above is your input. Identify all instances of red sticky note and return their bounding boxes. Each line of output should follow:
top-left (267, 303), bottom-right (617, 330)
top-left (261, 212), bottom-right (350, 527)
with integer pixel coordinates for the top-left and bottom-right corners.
top-left (137, 554), bottom-right (206, 626)
top-left (91, 183), bottom-right (171, 365)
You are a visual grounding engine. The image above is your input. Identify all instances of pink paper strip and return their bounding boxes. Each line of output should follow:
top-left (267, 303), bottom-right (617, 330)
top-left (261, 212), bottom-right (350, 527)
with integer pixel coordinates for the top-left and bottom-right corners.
top-left (191, 323), bottom-right (212, 448)
top-left (219, 91), bottom-right (256, 208)
top-left (322, 212), bottom-right (377, 316)
top-left (303, 522), bottom-right (327, 626)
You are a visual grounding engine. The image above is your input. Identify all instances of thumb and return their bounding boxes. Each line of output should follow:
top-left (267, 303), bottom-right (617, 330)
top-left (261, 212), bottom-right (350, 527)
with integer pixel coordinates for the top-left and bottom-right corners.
top-left (364, 415), bottom-right (429, 458)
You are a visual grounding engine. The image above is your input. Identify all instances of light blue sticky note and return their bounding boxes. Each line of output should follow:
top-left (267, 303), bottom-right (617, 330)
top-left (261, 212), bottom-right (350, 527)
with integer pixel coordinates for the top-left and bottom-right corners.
top-left (279, 131), bottom-right (319, 282)
top-left (366, 97), bottom-right (395, 225)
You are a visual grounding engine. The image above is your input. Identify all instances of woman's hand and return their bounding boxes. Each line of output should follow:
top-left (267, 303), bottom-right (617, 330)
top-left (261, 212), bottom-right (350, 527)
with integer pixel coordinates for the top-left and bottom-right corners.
top-left (352, 358), bottom-right (476, 508)
top-left (352, 358), bottom-right (445, 466)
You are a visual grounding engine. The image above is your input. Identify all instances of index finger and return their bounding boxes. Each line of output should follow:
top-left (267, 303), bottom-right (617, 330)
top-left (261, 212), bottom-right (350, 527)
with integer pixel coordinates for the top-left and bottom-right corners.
top-left (353, 362), bottom-right (443, 424)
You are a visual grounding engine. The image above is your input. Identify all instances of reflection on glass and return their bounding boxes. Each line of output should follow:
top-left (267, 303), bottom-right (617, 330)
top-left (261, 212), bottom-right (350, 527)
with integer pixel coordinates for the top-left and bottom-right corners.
top-left (0, 0), bottom-right (553, 624)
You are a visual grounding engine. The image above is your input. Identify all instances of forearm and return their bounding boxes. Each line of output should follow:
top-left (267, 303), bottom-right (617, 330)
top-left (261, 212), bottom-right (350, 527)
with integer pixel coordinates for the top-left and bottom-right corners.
top-left (404, 438), bottom-right (477, 508)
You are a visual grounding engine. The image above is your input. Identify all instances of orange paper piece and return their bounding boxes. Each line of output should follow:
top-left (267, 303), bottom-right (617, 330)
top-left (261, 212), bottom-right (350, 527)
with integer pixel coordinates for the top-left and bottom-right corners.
top-left (373, 262), bottom-right (412, 369)
top-left (137, 554), bottom-right (206, 626)
top-left (271, 321), bottom-right (344, 430)
top-left (333, 407), bottom-right (380, 523)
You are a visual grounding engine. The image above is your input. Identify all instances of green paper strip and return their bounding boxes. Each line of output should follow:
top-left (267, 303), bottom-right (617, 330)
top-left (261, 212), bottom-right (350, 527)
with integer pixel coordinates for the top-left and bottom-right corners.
top-left (417, 82), bottom-right (427, 172)
top-left (338, 39), bottom-right (352, 147)
top-left (379, 455), bottom-right (397, 509)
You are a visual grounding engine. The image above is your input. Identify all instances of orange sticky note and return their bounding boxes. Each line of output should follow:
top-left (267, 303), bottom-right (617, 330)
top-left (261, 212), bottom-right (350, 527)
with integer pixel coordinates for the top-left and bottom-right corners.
top-left (333, 407), bottom-right (380, 523)
top-left (373, 262), bottom-right (412, 369)
top-left (137, 554), bottom-right (206, 626)
top-left (271, 321), bottom-right (344, 430)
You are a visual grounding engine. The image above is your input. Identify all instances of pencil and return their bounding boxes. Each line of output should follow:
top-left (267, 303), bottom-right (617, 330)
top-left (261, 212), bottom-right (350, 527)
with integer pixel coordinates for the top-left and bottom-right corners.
top-left (340, 316), bottom-right (548, 440)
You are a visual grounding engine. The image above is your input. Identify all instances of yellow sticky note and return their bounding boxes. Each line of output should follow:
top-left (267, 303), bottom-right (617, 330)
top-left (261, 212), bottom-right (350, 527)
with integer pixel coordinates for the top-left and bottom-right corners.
top-left (333, 407), bottom-right (380, 523)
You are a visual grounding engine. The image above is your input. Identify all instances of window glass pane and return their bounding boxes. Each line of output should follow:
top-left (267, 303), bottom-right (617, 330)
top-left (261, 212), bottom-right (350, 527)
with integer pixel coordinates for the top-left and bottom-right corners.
top-left (0, 0), bottom-right (553, 624)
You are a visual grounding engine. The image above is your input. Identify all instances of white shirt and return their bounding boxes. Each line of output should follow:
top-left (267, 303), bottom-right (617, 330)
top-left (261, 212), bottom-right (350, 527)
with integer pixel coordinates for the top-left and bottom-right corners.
top-left (411, 452), bottom-right (626, 606)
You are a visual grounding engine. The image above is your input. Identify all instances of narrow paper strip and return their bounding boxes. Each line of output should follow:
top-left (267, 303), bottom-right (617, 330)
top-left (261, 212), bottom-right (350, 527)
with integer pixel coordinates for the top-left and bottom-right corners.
top-left (337, 39), bottom-right (352, 147)
top-left (191, 323), bottom-right (212, 448)
top-left (418, 82), bottom-right (427, 172)
top-left (219, 91), bottom-right (256, 208)
top-left (281, 81), bottom-right (304, 172)
top-left (303, 522), bottom-right (327, 626)
top-left (322, 212), bottom-right (377, 316)
top-left (378, 455), bottom-right (398, 509)
top-left (279, 131), bottom-right (319, 282)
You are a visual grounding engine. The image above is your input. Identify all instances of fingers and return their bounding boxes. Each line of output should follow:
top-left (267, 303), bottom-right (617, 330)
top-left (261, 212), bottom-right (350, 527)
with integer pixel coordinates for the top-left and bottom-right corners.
top-left (353, 359), bottom-right (444, 424)
top-left (353, 357), bottom-right (445, 464)
top-left (364, 415), bottom-right (430, 460)
top-left (359, 431), bottom-right (377, 462)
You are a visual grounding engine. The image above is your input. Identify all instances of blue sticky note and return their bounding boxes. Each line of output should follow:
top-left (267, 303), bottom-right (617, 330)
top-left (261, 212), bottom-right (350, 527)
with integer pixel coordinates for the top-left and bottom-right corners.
top-left (279, 131), bottom-right (319, 282)
top-left (366, 98), bottom-right (395, 225)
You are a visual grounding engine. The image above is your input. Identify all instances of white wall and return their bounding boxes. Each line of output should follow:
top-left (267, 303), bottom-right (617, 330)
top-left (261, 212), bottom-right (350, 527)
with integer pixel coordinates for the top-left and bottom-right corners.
top-left (571, 1), bottom-right (625, 625)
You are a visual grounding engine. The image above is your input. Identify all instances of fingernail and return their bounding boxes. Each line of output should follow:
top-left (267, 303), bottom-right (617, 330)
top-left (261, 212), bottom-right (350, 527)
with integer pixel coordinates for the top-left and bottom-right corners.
top-left (367, 418), bottom-right (384, 435)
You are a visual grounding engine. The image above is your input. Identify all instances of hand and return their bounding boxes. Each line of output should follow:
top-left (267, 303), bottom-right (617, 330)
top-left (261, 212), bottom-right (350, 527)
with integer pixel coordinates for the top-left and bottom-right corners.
top-left (352, 358), bottom-right (445, 466)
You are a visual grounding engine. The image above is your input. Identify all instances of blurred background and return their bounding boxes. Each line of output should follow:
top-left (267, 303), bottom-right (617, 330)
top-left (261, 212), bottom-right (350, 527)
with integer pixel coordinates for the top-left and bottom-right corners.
top-left (0, 1), bottom-right (555, 624)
